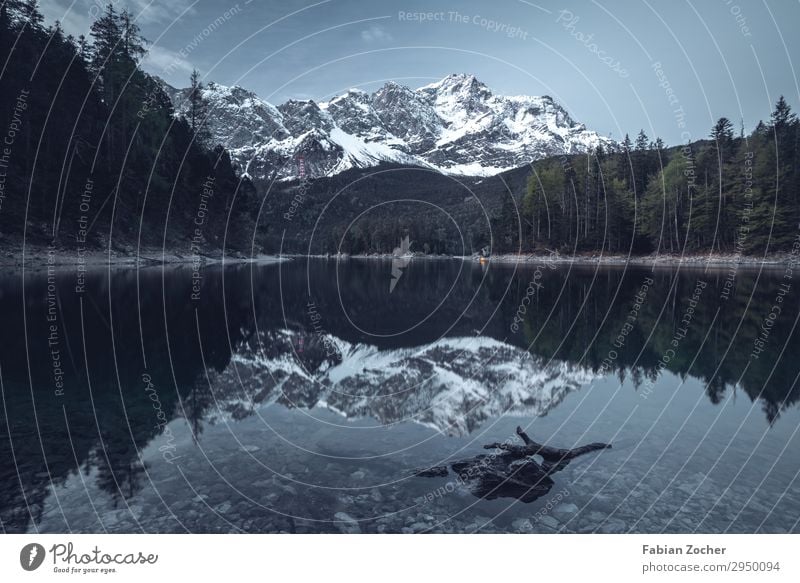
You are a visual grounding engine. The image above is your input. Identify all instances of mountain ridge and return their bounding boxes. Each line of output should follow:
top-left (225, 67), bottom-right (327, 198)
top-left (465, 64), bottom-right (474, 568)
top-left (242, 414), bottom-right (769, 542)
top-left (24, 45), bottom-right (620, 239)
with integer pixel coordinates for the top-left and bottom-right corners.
top-left (164, 73), bottom-right (616, 181)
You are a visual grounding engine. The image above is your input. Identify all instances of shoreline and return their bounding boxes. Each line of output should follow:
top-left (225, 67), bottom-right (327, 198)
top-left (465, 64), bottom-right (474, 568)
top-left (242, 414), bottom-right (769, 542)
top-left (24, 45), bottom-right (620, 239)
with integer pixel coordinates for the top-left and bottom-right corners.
top-left (287, 252), bottom-right (796, 269)
top-left (477, 252), bottom-right (795, 269)
top-left (0, 245), bottom-right (288, 270)
top-left (2, 247), bottom-right (795, 270)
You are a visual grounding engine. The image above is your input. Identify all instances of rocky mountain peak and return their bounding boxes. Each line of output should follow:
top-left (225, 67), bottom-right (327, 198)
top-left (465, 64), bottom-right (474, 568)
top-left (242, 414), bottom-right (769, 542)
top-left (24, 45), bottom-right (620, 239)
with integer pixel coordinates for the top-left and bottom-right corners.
top-left (167, 74), bottom-right (615, 181)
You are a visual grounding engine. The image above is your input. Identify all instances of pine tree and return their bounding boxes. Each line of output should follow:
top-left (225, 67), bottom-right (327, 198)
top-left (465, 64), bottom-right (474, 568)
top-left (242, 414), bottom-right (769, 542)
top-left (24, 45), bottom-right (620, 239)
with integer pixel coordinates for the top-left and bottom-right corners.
top-left (524, 163), bottom-right (565, 249)
top-left (0, 0), bottom-right (23, 56)
top-left (633, 129), bottom-right (650, 198)
top-left (616, 133), bottom-right (634, 190)
top-left (768, 97), bottom-right (800, 237)
top-left (711, 117), bottom-right (734, 148)
top-left (20, 0), bottom-right (43, 30)
top-left (119, 9), bottom-right (146, 61)
top-left (635, 130), bottom-right (649, 151)
top-left (187, 69), bottom-right (210, 142)
top-left (76, 34), bottom-right (89, 60)
top-left (0, 0), bottom-right (24, 28)
top-left (770, 96), bottom-right (796, 132)
top-left (90, 4), bottom-right (123, 102)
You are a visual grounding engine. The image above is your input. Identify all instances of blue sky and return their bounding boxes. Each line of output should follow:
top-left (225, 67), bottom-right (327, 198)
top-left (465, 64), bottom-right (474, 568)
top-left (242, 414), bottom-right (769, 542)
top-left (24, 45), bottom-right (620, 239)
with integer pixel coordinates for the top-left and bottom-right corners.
top-left (43, 0), bottom-right (799, 145)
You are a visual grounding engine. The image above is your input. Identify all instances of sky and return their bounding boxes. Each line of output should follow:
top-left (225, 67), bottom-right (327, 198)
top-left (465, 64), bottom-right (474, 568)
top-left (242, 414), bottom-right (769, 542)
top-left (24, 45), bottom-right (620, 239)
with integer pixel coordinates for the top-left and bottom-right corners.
top-left (41, 0), bottom-right (800, 146)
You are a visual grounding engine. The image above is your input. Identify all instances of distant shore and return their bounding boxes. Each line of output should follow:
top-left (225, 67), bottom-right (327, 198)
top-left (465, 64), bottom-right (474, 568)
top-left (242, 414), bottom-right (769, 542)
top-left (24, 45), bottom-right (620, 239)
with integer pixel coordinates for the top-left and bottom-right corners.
top-left (473, 252), bottom-right (797, 269)
top-left (289, 251), bottom-right (797, 269)
top-left (0, 244), bottom-right (287, 270)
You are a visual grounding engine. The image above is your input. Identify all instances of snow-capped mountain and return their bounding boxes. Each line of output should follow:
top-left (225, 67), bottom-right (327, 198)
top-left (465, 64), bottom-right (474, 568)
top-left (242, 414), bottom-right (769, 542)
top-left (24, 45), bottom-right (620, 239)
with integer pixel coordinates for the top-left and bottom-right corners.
top-left (166, 74), bottom-right (615, 181)
top-left (198, 331), bottom-right (596, 436)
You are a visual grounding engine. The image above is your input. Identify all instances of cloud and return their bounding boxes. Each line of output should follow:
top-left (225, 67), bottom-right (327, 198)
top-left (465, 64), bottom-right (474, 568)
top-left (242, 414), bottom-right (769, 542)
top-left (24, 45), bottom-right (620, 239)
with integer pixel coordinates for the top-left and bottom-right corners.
top-left (125, 0), bottom-right (198, 26)
top-left (39, 0), bottom-right (197, 38)
top-left (361, 24), bottom-right (393, 43)
top-left (140, 45), bottom-right (195, 82)
top-left (39, 0), bottom-right (92, 38)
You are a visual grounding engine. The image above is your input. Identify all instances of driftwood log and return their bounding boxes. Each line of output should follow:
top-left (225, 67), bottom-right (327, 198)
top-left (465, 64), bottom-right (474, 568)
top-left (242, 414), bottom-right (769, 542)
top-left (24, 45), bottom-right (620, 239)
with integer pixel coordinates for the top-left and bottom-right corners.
top-left (414, 426), bottom-right (611, 503)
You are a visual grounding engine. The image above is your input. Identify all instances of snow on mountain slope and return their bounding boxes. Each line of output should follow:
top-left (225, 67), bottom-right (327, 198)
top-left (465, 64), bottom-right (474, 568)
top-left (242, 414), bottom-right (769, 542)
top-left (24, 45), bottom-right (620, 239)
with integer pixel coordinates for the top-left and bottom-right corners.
top-left (326, 127), bottom-right (433, 174)
top-left (166, 74), bottom-right (615, 181)
top-left (199, 332), bottom-right (596, 436)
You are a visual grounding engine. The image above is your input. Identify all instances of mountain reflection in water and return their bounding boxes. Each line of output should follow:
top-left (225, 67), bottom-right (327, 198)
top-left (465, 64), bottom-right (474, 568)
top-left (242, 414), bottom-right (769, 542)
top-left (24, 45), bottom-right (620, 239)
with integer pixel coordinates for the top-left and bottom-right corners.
top-left (1, 259), bottom-right (798, 533)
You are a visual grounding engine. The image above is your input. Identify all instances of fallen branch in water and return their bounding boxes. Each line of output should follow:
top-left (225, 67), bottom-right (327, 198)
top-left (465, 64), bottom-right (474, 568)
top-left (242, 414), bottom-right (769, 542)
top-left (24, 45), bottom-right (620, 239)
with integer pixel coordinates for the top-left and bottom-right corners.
top-left (483, 426), bottom-right (611, 461)
top-left (413, 426), bottom-right (611, 502)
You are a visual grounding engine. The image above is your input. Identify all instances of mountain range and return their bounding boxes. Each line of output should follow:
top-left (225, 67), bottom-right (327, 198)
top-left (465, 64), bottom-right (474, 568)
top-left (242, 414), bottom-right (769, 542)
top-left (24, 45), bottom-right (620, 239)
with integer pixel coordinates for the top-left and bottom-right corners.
top-left (164, 73), bottom-right (615, 182)
top-left (201, 331), bottom-right (595, 436)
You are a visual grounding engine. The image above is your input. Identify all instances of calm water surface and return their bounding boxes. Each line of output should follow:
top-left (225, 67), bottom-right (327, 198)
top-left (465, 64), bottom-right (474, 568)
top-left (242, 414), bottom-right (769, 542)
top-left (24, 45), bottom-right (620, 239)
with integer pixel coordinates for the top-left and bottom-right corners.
top-left (1, 258), bottom-right (798, 533)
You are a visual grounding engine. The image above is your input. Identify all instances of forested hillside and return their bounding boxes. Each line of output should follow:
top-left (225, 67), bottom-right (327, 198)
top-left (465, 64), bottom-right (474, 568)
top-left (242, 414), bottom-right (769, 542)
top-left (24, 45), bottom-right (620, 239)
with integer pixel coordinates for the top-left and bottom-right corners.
top-left (514, 109), bottom-right (800, 255)
top-left (0, 1), bottom-right (256, 253)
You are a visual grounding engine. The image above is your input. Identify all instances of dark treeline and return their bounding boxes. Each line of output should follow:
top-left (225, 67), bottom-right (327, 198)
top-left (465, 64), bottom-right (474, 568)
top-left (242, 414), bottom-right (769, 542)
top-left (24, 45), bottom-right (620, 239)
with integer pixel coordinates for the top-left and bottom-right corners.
top-left (501, 102), bottom-right (800, 255)
top-left (0, 1), bottom-right (256, 252)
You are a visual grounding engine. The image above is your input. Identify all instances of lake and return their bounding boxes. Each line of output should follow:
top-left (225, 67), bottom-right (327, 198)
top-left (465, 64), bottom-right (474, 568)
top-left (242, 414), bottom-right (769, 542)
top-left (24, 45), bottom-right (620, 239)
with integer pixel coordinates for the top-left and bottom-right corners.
top-left (1, 258), bottom-right (798, 533)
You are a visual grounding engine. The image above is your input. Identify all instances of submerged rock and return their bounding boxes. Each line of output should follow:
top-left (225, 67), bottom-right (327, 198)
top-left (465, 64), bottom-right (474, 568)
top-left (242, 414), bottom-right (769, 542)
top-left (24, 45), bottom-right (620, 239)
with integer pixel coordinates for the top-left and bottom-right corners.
top-left (553, 502), bottom-right (579, 516)
top-left (538, 515), bottom-right (560, 530)
top-left (333, 511), bottom-right (361, 534)
top-left (512, 518), bottom-right (533, 532)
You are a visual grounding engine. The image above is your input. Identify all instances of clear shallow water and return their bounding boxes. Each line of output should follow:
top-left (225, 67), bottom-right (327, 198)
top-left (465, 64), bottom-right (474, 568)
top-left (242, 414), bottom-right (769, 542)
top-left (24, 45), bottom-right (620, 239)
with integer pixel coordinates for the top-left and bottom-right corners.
top-left (1, 259), bottom-right (799, 533)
